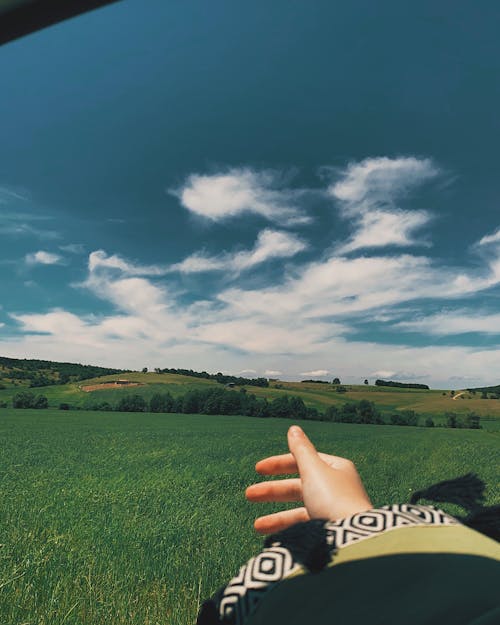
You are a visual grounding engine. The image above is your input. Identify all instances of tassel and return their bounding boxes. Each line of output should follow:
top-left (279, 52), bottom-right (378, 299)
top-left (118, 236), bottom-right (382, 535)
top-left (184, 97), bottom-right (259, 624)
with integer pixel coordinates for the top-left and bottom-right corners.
top-left (264, 519), bottom-right (332, 573)
top-left (463, 505), bottom-right (500, 542)
top-left (410, 473), bottom-right (485, 511)
top-left (410, 473), bottom-right (499, 542)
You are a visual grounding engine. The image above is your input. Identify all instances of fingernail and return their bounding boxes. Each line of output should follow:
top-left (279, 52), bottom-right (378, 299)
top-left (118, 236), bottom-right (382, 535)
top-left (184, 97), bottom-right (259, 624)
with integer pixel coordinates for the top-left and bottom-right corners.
top-left (289, 425), bottom-right (303, 437)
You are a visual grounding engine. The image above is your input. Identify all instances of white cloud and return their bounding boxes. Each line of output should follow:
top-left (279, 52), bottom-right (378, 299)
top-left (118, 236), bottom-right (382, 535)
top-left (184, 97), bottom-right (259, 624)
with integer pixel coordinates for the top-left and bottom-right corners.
top-left (171, 229), bottom-right (306, 274)
top-left (59, 243), bottom-right (86, 254)
top-left (265, 370), bottom-right (282, 377)
top-left (337, 209), bottom-right (430, 253)
top-left (478, 228), bottom-right (500, 246)
top-left (172, 168), bottom-right (311, 225)
top-left (88, 250), bottom-right (168, 276)
top-left (301, 369), bottom-right (329, 376)
top-left (329, 157), bottom-right (438, 212)
top-left (328, 157), bottom-right (438, 252)
top-left (371, 370), bottom-right (397, 378)
top-left (239, 368), bottom-right (257, 374)
top-left (396, 311), bottom-right (500, 335)
top-left (25, 250), bottom-right (62, 265)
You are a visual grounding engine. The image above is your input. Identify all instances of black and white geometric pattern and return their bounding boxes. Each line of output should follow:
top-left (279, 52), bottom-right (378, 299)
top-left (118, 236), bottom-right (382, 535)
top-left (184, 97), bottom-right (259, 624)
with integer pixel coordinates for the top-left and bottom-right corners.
top-left (217, 505), bottom-right (458, 624)
top-left (324, 503), bottom-right (458, 550)
top-left (219, 545), bottom-right (300, 624)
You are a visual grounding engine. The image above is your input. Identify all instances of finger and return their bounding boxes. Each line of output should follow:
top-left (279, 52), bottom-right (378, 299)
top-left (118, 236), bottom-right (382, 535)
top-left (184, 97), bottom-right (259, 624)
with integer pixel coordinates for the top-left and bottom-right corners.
top-left (256, 451), bottom-right (349, 475)
top-left (254, 507), bottom-right (310, 535)
top-left (246, 478), bottom-right (303, 503)
top-left (256, 453), bottom-right (298, 475)
top-left (287, 425), bottom-right (323, 477)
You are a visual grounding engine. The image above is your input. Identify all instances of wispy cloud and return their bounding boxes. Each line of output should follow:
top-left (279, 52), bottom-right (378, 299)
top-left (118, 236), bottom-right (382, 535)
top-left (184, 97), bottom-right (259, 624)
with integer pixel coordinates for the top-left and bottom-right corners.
top-left (328, 157), bottom-right (438, 252)
top-left (170, 229), bottom-right (307, 274)
top-left (301, 369), bottom-right (329, 376)
top-left (25, 250), bottom-right (63, 265)
top-left (478, 227), bottom-right (500, 246)
top-left (59, 243), bottom-right (86, 254)
top-left (396, 310), bottom-right (500, 335)
top-left (172, 168), bottom-right (312, 225)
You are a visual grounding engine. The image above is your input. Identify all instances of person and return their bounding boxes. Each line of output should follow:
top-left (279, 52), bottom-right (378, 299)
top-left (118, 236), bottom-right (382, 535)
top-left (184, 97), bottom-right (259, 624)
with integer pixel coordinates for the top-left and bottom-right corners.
top-left (197, 426), bottom-right (500, 625)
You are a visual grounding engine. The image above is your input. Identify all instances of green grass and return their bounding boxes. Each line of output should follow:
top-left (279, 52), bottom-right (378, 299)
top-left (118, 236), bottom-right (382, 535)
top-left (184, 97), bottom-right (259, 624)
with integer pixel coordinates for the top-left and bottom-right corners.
top-left (3, 372), bottom-right (500, 428)
top-left (0, 409), bottom-right (498, 625)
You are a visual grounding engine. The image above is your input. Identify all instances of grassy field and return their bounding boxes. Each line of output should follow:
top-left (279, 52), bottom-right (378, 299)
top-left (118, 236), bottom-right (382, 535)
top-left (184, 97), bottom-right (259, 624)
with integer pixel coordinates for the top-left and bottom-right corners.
top-left (0, 409), bottom-right (498, 625)
top-left (3, 371), bottom-right (500, 431)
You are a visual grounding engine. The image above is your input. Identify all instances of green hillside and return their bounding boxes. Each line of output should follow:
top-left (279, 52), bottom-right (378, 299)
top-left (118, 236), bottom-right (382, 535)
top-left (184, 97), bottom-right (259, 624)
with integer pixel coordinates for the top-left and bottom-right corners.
top-left (0, 355), bottom-right (125, 389)
top-left (2, 369), bottom-right (500, 429)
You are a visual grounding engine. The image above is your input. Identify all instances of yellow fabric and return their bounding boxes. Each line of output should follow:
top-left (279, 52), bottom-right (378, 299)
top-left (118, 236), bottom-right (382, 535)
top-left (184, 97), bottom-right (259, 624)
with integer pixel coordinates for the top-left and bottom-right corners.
top-left (283, 524), bottom-right (500, 582)
top-left (330, 524), bottom-right (500, 568)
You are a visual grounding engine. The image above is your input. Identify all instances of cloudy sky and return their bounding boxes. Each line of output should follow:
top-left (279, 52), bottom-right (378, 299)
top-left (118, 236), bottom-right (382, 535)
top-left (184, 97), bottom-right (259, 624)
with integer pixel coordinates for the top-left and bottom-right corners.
top-left (1, 0), bottom-right (499, 388)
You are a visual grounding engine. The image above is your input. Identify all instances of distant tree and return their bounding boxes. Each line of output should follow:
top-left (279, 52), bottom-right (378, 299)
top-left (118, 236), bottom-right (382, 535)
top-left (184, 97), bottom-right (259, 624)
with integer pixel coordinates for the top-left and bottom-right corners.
top-left (12, 391), bottom-right (48, 409)
top-left (289, 396), bottom-right (307, 420)
top-left (59, 403), bottom-right (70, 410)
top-left (481, 391), bottom-right (488, 399)
top-left (332, 378), bottom-right (341, 385)
top-left (142, 367), bottom-right (148, 373)
top-left (269, 396), bottom-right (290, 419)
top-left (445, 412), bottom-right (458, 428)
top-left (335, 385), bottom-right (347, 393)
top-left (154, 368), bottom-right (162, 374)
top-left (464, 412), bottom-right (481, 429)
top-left (324, 405), bottom-right (339, 422)
top-left (364, 379), bottom-right (369, 385)
top-left (116, 394), bottom-right (146, 412)
top-left (425, 417), bottom-right (435, 427)
top-left (450, 390), bottom-right (455, 397)
top-left (149, 393), bottom-right (174, 413)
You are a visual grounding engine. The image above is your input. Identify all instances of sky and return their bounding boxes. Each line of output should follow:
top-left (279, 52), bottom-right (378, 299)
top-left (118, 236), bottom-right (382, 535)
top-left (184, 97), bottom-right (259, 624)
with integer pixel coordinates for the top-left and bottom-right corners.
top-left (1, 0), bottom-right (500, 388)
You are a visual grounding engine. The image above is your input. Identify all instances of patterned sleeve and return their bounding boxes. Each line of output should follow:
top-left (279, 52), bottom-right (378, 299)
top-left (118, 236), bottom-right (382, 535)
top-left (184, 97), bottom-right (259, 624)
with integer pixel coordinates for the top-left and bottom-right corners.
top-left (196, 504), bottom-right (459, 625)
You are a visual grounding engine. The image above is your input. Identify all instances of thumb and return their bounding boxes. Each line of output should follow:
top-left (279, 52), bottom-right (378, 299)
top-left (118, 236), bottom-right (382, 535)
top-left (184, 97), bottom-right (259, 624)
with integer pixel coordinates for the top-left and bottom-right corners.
top-left (287, 425), bottom-right (323, 478)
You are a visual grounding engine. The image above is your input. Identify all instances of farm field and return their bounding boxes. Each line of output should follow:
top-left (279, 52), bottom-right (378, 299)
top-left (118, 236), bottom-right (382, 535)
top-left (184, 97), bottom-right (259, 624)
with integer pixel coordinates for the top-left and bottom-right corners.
top-left (3, 371), bottom-right (500, 427)
top-left (0, 409), bottom-right (498, 625)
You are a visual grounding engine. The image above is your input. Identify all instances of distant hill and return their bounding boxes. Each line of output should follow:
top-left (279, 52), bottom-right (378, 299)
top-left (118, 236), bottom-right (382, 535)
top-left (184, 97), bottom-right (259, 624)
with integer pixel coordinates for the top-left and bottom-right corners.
top-left (467, 383), bottom-right (500, 394)
top-left (0, 356), bottom-right (125, 388)
top-left (375, 379), bottom-right (430, 390)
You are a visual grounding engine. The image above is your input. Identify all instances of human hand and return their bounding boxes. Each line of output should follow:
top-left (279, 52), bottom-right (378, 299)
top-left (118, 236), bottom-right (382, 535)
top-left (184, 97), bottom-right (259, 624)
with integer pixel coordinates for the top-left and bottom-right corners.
top-left (245, 425), bottom-right (372, 534)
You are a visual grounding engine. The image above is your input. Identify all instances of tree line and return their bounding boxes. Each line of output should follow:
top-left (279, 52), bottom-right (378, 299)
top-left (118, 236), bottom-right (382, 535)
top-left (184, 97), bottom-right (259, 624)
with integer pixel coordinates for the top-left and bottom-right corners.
top-left (375, 379), bottom-right (430, 390)
top-left (5, 387), bottom-right (480, 430)
top-left (155, 367), bottom-right (269, 388)
top-left (0, 356), bottom-right (124, 387)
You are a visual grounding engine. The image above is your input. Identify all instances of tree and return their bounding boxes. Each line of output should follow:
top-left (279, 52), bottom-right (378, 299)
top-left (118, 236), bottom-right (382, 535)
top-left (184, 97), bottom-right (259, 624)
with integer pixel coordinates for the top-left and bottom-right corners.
top-left (116, 394), bottom-right (146, 412)
top-left (364, 379), bottom-right (369, 385)
top-left (142, 367), bottom-right (148, 373)
top-left (481, 391), bottom-right (488, 399)
top-left (332, 377), bottom-right (341, 385)
top-left (12, 391), bottom-right (48, 409)
top-left (149, 392), bottom-right (174, 413)
top-left (446, 412), bottom-right (458, 428)
top-left (425, 417), bottom-right (435, 427)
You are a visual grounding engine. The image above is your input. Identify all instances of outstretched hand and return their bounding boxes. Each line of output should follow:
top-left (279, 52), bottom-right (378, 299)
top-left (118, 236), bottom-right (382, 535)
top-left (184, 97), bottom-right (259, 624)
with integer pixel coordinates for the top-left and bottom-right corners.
top-left (246, 425), bottom-right (372, 534)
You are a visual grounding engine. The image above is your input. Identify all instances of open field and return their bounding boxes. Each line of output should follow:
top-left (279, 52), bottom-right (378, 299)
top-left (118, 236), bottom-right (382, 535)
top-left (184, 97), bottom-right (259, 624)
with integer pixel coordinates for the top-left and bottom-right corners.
top-left (0, 409), bottom-right (498, 625)
top-left (2, 372), bottom-right (500, 429)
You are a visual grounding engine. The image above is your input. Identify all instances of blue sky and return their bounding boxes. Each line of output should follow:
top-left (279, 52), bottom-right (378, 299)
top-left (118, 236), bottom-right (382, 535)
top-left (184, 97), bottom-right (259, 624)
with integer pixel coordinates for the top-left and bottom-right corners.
top-left (1, 0), bottom-right (500, 388)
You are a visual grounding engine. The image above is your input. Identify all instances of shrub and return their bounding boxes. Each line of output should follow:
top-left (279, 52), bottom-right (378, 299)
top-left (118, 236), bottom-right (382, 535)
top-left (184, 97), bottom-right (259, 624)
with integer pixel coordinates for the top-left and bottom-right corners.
top-left (59, 403), bottom-right (70, 410)
top-left (425, 417), bottom-right (435, 427)
top-left (116, 394), bottom-right (147, 412)
top-left (12, 391), bottom-right (48, 409)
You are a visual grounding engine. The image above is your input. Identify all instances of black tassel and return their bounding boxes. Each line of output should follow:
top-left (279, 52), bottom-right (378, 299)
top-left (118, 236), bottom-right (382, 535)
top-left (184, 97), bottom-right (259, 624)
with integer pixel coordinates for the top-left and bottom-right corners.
top-left (463, 505), bottom-right (500, 542)
top-left (264, 519), bottom-right (332, 573)
top-left (410, 473), bottom-right (485, 511)
top-left (410, 473), bottom-right (500, 542)
top-left (196, 599), bottom-right (222, 625)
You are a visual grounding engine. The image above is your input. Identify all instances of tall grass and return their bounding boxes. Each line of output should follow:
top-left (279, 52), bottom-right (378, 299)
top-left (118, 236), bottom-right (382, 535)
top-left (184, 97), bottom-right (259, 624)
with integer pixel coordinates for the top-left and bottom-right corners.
top-left (0, 410), bottom-right (498, 624)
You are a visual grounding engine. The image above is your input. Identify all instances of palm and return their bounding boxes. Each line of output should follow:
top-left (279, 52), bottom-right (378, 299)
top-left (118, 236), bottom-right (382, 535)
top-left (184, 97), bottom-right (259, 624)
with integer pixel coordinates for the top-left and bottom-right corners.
top-left (245, 428), bottom-right (372, 534)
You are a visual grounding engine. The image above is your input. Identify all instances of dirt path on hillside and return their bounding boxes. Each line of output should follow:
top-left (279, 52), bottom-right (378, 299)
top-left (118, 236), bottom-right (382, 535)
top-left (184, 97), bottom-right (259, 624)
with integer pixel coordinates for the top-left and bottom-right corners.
top-left (452, 391), bottom-right (465, 400)
top-left (81, 382), bottom-right (144, 392)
